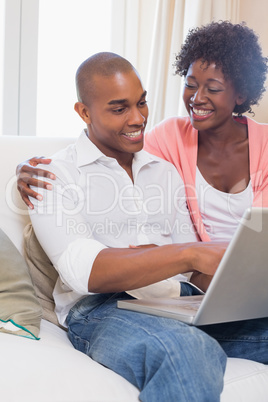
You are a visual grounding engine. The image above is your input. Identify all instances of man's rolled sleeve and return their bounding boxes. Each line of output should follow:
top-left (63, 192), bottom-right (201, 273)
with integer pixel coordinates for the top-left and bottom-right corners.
top-left (55, 238), bottom-right (107, 294)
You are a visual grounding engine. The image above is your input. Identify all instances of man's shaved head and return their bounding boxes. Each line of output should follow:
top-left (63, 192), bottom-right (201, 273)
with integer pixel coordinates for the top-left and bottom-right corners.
top-left (76, 52), bottom-right (136, 105)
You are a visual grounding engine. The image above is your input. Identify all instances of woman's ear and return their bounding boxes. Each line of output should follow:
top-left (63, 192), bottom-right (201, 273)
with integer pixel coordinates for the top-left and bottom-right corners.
top-left (236, 93), bottom-right (247, 106)
top-left (74, 102), bottom-right (91, 124)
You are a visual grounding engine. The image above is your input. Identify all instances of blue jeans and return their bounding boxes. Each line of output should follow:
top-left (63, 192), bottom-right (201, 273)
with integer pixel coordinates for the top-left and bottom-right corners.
top-left (201, 318), bottom-right (268, 363)
top-left (181, 282), bottom-right (268, 364)
top-left (67, 292), bottom-right (227, 402)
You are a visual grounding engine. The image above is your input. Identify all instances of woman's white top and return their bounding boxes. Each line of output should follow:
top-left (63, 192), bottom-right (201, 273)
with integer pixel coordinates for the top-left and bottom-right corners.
top-left (196, 167), bottom-right (254, 242)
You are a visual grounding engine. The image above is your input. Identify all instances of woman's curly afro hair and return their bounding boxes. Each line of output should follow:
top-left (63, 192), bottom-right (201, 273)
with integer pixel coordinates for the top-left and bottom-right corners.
top-left (175, 21), bottom-right (268, 115)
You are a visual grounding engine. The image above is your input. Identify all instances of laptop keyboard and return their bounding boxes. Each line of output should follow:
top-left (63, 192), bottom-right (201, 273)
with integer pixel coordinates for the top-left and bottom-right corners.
top-left (172, 298), bottom-right (202, 311)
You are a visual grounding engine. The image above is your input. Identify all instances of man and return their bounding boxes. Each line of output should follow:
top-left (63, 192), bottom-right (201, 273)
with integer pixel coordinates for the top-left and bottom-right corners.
top-left (24, 52), bottom-right (227, 401)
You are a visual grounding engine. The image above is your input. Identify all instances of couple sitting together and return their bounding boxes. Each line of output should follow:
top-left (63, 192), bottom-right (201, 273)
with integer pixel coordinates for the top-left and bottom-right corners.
top-left (16, 21), bottom-right (268, 402)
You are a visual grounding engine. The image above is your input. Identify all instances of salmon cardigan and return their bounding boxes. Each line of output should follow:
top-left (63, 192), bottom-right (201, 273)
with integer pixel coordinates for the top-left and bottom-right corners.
top-left (144, 116), bottom-right (268, 241)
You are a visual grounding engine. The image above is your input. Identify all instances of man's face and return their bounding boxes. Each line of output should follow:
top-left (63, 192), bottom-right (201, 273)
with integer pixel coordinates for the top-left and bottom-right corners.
top-left (84, 70), bottom-right (148, 159)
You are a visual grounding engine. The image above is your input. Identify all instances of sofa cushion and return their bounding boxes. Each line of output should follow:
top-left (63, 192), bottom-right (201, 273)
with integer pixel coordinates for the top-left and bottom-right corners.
top-left (0, 228), bottom-right (42, 339)
top-left (23, 223), bottom-right (61, 328)
top-left (0, 320), bottom-right (140, 402)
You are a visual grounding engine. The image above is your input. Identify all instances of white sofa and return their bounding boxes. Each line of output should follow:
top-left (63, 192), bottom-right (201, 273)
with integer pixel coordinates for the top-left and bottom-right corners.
top-left (1, 135), bottom-right (268, 402)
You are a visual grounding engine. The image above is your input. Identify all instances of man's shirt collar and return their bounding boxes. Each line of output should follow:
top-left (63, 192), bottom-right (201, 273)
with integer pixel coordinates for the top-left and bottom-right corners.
top-left (75, 129), bottom-right (161, 169)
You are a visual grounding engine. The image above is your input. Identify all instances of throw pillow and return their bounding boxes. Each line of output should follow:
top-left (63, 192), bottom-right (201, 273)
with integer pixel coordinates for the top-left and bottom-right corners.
top-left (23, 223), bottom-right (61, 328)
top-left (0, 228), bottom-right (42, 339)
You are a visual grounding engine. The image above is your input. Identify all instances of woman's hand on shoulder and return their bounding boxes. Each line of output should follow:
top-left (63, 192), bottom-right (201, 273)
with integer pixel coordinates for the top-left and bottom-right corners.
top-left (16, 156), bottom-right (55, 209)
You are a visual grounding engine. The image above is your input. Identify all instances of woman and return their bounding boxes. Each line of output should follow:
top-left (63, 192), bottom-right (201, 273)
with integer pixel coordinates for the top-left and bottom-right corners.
top-left (17, 21), bottom-right (268, 246)
top-left (144, 20), bottom-right (268, 243)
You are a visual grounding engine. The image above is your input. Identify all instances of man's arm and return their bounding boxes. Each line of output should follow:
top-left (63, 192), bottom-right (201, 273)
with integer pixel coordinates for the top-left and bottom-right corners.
top-left (29, 162), bottom-right (226, 295)
top-left (88, 242), bottom-right (226, 293)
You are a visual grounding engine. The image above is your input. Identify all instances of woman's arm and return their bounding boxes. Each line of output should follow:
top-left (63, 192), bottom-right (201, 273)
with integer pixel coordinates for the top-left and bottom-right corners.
top-left (16, 157), bottom-right (55, 209)
top-left (190, 271), bottom-right (213, 292)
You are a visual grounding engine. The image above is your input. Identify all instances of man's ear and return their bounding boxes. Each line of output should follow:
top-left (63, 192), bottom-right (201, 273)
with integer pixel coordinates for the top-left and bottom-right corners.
top-left (74, 102), bottom-right (91, 124)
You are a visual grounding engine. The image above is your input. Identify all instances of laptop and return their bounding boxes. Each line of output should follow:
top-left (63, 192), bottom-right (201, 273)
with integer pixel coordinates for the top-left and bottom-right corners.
top-left (117, 207), bottom-right (268, 326)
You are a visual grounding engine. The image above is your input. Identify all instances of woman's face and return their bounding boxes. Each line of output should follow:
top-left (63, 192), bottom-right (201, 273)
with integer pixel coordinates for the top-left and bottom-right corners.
top-left (183, 59), bottom-right (244, 132)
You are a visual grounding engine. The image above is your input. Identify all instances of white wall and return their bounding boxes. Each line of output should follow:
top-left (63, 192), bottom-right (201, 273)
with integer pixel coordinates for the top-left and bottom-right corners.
top-left (239, 0), bottom-right (268, 123)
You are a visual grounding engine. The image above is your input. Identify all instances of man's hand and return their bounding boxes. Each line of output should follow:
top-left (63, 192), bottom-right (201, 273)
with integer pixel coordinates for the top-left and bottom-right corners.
top-left (16, 157), bottom-right (55, 209)
top-left (188, 241), bottom-right (227, 277)
top-left (187, 241), bottom-right (228, 291)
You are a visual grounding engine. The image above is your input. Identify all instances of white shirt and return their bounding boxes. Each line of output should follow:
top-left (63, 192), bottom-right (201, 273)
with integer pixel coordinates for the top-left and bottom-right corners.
top-left (30, 131), bottom-right (196, 326)
top-left (196, 167), bottom-right (253, 241)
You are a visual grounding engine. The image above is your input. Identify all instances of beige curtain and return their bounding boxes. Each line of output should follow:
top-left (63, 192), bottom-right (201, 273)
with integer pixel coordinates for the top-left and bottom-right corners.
top-left (146, 0), bottom-right (241, 129)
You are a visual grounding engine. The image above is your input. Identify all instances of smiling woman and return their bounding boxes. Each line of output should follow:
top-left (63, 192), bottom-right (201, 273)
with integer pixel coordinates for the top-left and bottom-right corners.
top-left (144, 21), bottom-right (268, 243)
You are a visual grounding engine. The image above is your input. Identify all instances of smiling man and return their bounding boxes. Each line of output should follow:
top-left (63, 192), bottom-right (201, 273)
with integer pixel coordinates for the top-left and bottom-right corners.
top-left (28, 52), bottom-right (227, 401)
